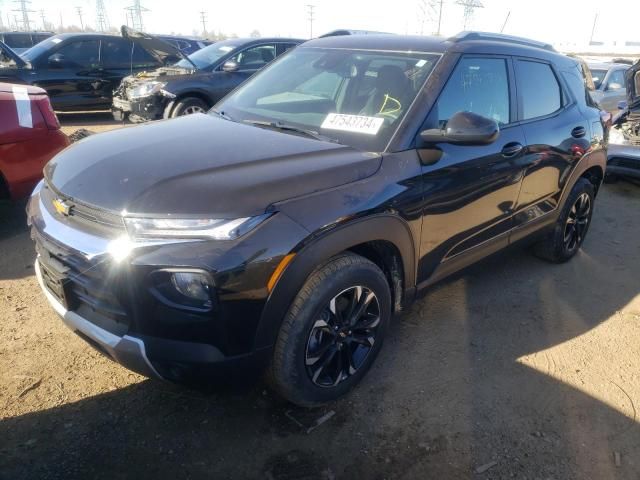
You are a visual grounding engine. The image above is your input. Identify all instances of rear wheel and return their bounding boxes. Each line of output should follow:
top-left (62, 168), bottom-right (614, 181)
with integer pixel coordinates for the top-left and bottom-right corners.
top-left (534, 178), bottom-right (595, 263)
top-left (268, 253), bottom-right (391, 407)
top-left (170, 97), bottom-right (209, 117)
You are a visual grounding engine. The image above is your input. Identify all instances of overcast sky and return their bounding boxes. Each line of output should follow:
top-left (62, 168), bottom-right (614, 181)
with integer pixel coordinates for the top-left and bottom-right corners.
top-left (1, 0), bottom-right (637, 49)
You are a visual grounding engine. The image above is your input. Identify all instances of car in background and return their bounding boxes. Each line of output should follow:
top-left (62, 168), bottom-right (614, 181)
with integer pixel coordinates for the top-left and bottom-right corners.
top-left (157, 35), bottom-right (212, 55)
top-left (607, 60), bottom-right (640, 181)
top-left (588, 61), bottom-right (630, 114)
top-left (0, 31), bottom-right (54, 54)
top-left (0, 32), bottom-right (171, 112)
top-left (0, 82), bottom-right (68, 200)
top-left (112, 30), bottom-right (302, 122)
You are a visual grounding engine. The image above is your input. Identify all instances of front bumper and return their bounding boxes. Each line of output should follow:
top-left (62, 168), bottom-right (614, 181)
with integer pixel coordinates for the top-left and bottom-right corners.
top-left (35, 259), bottom-right (162, 379)
top-left (112, 94), bottom-right (167, 122)
top-left (607, 144), bottom-right (640, 179)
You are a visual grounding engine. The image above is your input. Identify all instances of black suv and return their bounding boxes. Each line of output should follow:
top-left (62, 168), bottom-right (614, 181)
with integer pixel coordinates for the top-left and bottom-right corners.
top-left (28, 32), bottom-right (607, 406)
top-left (0, 31), bottom-right (53, 54)
top-left (111, 32), bottom-right (302, 122)
top-left (0, 33), bottom-right (164, 111)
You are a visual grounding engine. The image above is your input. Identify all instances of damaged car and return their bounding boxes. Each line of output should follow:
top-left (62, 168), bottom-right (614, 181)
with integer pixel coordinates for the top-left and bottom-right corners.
top-left (112, 29), bottom-right (302, 122)
top-left (607, 60), bottom-right (640, 181)
top-left (0, 32), bottom-right (167, 111)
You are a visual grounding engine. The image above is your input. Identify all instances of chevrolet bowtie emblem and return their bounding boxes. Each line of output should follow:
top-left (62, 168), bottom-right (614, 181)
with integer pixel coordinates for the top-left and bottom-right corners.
top-left (52, 198), bottom-right (71, 216)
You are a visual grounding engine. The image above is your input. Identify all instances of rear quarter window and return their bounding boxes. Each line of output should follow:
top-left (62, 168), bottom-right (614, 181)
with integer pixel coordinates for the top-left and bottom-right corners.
top-left (515, 60), bottom-right (562, 120)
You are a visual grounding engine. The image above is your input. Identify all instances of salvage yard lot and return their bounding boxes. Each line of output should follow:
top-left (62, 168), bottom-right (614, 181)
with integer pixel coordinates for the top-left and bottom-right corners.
top-left (1, 116), bottom-right (640, 479)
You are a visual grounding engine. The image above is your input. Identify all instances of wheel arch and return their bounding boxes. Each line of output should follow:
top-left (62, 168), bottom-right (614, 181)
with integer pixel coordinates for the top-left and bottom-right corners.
top-left (165, 90), bottom-right (214, 117)
top-left (253, 214), bottom-right (417, 350)
top-left (558, 149), bottom-right (606, 210)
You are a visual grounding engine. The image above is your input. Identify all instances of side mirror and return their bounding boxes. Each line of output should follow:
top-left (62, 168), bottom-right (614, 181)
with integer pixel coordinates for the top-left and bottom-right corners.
top-left (420, 111), bottom-right (500, 146)
top-left (222, 60), bottom-right (239, 73)
top-left (48, 53), bottom-right (66, 68)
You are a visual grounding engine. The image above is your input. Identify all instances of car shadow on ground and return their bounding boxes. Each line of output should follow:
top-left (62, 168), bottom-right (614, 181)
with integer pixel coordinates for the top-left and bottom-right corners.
top-left (1, 184), bottom-right (640, 479)
top-left (0, 200), bottom-right (35, 281)
top-left (56, 112), bottom-right (121, 127)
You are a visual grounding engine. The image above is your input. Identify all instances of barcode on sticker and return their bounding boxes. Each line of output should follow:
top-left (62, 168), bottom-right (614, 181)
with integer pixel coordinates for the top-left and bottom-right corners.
top-left (321, 113), bottom-right (384, 135)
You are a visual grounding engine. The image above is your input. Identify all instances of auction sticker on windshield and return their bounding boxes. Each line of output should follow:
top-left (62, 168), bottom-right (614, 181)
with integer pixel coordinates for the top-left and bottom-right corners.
top-left (321, 113), bottom-right (384, 135)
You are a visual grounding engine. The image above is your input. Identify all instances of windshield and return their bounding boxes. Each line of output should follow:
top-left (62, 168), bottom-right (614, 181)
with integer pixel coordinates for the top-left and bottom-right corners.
top-left (589, 68), bottom-right (607, 89)
top-left (174, 39), bottom-right (241, 69)
top-left (215, 47), bottom-right (440, 151)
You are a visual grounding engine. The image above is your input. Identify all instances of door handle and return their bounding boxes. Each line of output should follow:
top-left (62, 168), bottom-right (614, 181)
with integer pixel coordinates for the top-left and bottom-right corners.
top-left (501, 142), bottom-right (524, 157)
top-left (571, 126), bottom-right (586, 138)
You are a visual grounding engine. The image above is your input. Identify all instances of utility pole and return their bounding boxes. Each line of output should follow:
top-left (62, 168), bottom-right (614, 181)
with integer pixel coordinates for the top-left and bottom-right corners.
top-left (12, 0), bottom-right (34, 31)
top-left (39, 8), bottom-right (45, 30)
top-left (305, 4), bottom-right (315, 39)
top-left (418, 0), bottom-right (444, 36)
top-left (589, 13), bottom-right (598, 44)
top-left (96, 0), bottom-right (110, 32)
top-left (455, 0), bottom-right (483, 30)
top-left (199, 11), bottom-right (207, 35)
top-left (500, 10), bottom-right (510, 33)
top-left (436, 0), bottom-right (444, 36)
top-left (75, 6), bottom-right (84, 30)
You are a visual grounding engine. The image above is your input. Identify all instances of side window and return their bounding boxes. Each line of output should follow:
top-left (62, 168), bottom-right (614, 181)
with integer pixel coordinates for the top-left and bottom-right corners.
top-left (277, 43), bottom-right (298, 56)
top-left (53, 40), bottom-right (100, 69)
top-left (515, 60), bottom-right (562, 120)
top-left (231, 44), bottom-right (276, 70)
top-left (606, 69), bottom-right (626, 91)
top-left (100, 39), bottom-right (133, 69)
top-left (4, 33), bottom-right (33, 48)
top-left (131, 44), bottom-right (158, 67)
top-left (435, 57), bottom-right (510, 126)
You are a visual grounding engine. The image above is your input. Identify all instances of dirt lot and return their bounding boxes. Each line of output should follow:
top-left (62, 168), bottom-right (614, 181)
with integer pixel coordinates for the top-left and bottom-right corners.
top-left (1, 116), bottom-right (640, 479)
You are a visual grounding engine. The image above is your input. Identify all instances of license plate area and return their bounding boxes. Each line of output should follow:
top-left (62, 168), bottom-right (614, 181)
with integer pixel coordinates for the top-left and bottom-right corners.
top-left (39, 258), bottom-right (70, 310)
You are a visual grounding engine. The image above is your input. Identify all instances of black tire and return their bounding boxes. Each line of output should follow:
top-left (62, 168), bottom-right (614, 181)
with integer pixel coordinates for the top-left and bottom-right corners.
top-left (268, 253), bottom-right (392, 407)
top-left (534, 178), bottom-right (595, 263)
top-left (170, 97), bottom-right (209, 117)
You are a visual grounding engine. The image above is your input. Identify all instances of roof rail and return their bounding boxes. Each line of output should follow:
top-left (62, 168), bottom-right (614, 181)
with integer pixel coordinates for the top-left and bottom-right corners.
top-left (449, 31), bottom-right (556, 52)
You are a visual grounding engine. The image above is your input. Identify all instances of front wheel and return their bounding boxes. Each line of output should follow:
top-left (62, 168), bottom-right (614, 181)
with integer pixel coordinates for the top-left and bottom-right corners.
top-left (268, 253), bottom-right (392, 407)
top-left (534, 178), bottom-right (595, 263)
top-left (170, 97), bottom-right (209, 117)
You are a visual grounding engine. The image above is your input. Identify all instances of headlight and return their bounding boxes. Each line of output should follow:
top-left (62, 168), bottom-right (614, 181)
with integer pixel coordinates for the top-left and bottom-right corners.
top-left (609, 127), bottom-right (629, 145)
top-left (124, 214), bottom-right (271, 240)
top-left (128, 81), bottom-right (167, 99)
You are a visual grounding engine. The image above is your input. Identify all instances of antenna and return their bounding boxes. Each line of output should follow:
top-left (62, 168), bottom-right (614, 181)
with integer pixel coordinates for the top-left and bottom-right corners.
top-left (96, 0), bottom-right (110, 32)
top-left (75, 6), bottom-right (84, 31)
top-left (124, 0), bottom-right (149, 31)
top-left (12, 0), bottom-right (34, 31)
top-left (455, 0), bottom-right (484, 30)
top-left (305, 4), bottom-right (315, 39)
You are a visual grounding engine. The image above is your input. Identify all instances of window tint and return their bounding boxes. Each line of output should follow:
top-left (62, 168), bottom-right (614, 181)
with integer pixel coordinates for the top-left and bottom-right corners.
top-left (590, 69), bottom-right (606, 89)
top-left (33, 33), bottom-right (52, 44)
top-left (131, 45), bottom-right (157, 67)
top-left (100, 38), bottom-right (132, 68)
top-left (231, 44), bottom-right (276, 70)
top-left (435, 57), bottom-right (510, 126)
top-left (516, 60), bottom-right (562, 120)
top-left (54, 40), bottom-right (100, 69)
top-left (606, 69), bottom-right (626, 90)
top-left (3, 33), bottom-right (33, 48)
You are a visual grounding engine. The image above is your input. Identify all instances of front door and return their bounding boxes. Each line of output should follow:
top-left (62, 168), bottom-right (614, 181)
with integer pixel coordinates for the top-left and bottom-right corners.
top-left (417, 55), bottom-right (527, 284)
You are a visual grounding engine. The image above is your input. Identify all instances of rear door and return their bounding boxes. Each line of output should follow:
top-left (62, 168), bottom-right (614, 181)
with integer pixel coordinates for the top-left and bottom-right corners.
top-left (32, 39), bottom-right (102, 111)
top-left (418, 55), bottom-right (527, 283)
top-left (511, 57), bottom-right (590, 236)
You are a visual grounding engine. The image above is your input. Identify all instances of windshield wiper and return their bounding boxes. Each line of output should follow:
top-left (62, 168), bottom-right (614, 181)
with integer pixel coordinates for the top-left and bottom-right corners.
top-left (244, 120), bottom-right (339, 143)
top-left (210, 109), bottom-right (234, 121)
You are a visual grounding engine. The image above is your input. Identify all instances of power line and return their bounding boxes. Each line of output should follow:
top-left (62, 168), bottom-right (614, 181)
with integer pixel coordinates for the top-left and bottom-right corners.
top-left (125, 0), bottom-right (149, 31)
top-left (418, 0), bottom-right (445, 36)
top-left (96, 0), bottom-right (110, 32)
top-left (75, 6), bottom-right (84, 30)
top-left (305, 4), bottom-right (315, 39)
top-left (39, 8), bottom-right (45, 30)
top-left (455, 0), bottom-right (483, 30)
top-left (12, 0), bottom-right (34, 31)
top-left (199, 11), bottom-right (207, 34)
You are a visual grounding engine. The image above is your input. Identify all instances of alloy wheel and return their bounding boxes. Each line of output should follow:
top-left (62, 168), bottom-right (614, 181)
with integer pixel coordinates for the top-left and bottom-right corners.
top-left (563, 192), bottom-right (591, 253)
top-left (305, 286), bottom-right (381, 387)
top-left (183, 105), bottom-right (205, 115)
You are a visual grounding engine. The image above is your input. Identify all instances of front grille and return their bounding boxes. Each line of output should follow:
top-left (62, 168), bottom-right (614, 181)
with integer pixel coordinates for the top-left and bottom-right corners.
top-left (41, 182), bottom-right (125, 235)
top-left (34, 230), bottom-right (130, 332)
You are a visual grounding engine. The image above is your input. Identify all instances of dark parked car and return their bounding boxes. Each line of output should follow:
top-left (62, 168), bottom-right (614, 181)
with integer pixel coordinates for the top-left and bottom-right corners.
top-left (607, 60), bottom-right (640, 180)
top-left (157, 35), bottom-right (212, 55)
top-left (111, 31), bottom-right (302, 122)
top-left (588, 61), bottom-right (630, 114)
top-left (0, 33), bottom-right (168, 111)
top-left (0, 82), bottom-right (68, 200)
top-left (0, 31), bottom-right (54, 54)
top-left (29, 32), bottom-right (606, 406)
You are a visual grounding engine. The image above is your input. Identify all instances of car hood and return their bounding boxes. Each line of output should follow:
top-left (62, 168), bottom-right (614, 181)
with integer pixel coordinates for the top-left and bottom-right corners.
top-left (626, 60), bottom-right (640, 109)
top-left (121, 26), bottom-right (197, 69)
top-left (0, 40), bottom-right (26, 68)
top-left (44, 114), bottom-right (382, 217)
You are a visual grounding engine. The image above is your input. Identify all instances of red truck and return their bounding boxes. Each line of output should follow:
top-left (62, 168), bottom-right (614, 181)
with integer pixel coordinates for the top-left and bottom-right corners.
top-left (0, 82), bottom-right (69, 200)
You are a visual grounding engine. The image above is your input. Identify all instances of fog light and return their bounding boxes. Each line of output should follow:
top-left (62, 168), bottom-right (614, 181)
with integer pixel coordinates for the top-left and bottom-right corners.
top-left (171, 272), bottom-right (211, 302)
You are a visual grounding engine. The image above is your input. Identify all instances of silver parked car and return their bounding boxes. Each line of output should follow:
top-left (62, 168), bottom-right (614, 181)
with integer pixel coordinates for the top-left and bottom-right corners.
top-left (588, 61), bottom-right (631, 114)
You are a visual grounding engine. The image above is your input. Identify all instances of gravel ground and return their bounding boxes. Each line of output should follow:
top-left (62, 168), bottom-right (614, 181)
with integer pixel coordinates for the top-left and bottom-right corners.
top-left (1, 117), bottom-right (640, 479)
